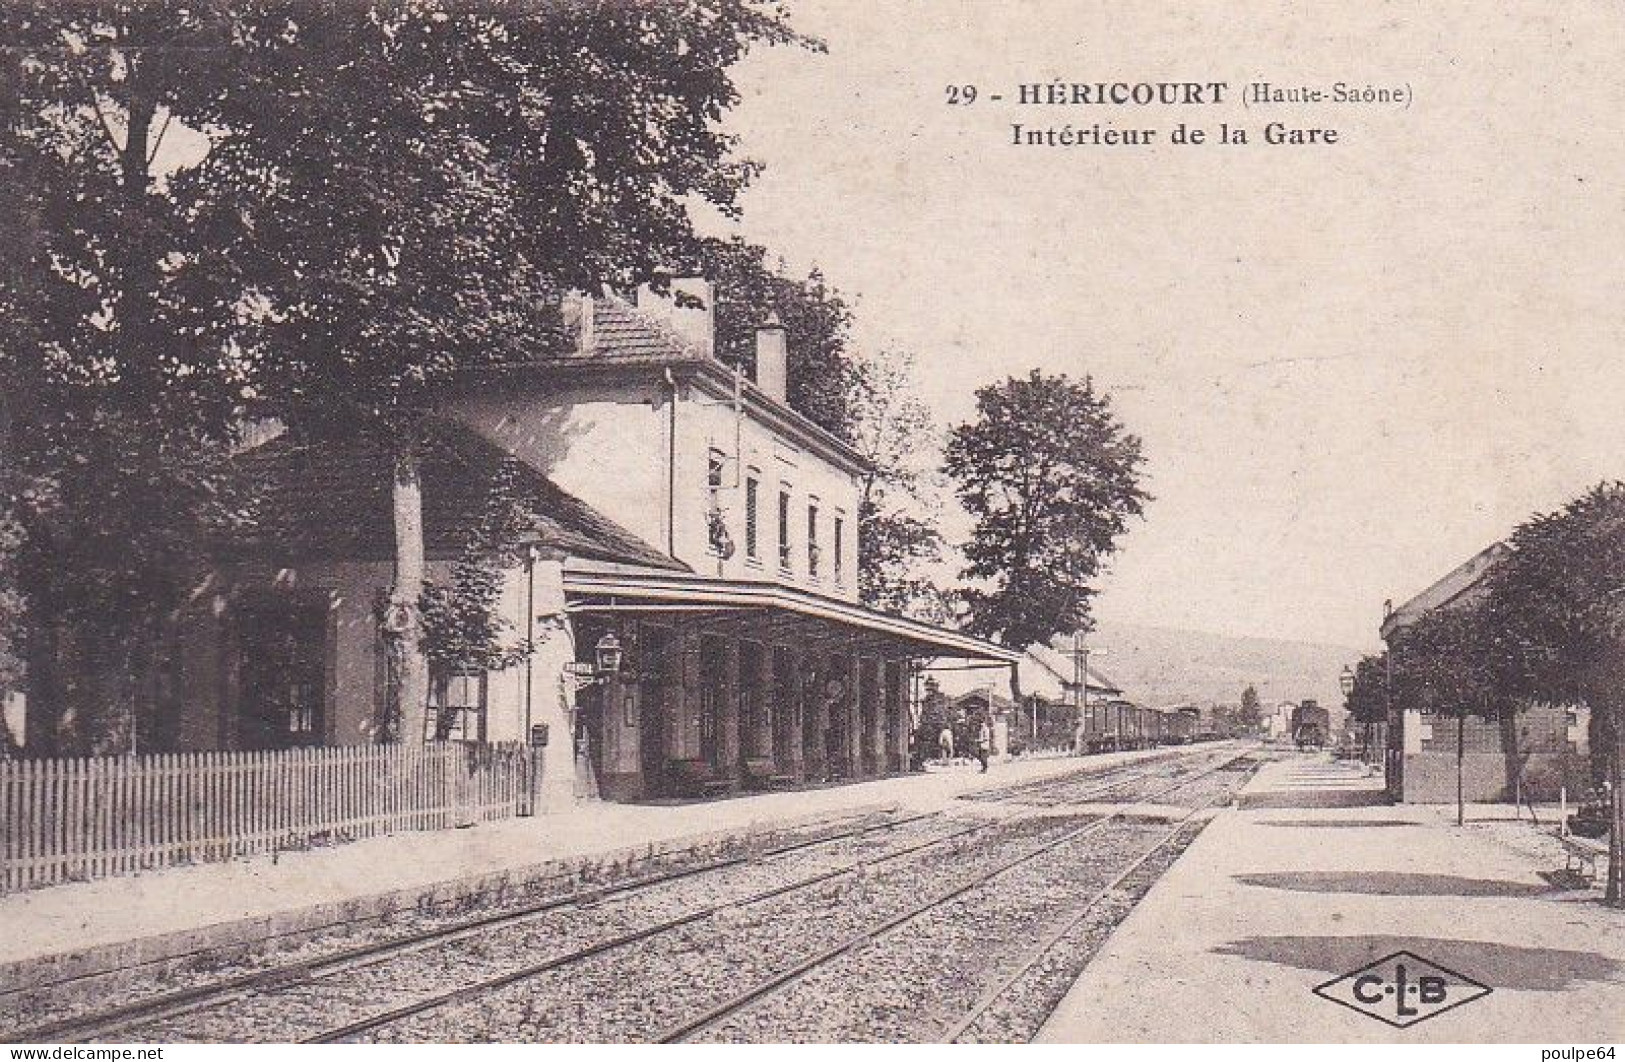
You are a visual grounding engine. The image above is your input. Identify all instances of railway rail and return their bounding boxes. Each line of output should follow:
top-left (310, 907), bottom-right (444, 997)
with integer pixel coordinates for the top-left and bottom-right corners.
top-left (662, 751), bottom-right (1252, 1043)
top-left (943, 791), bottom-right (1231, 1041)
top-left (308, 753), bottom-right (1229, 1044)
top-left (959, 748), bottom-right (1185, 804)
top-left (4, 744), bottom-right (1247, 1045)
top-left (2, 807), bottom-right (937, 1043)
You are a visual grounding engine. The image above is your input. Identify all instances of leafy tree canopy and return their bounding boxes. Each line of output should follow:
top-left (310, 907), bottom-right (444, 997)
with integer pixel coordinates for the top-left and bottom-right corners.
top-left (944, 371), bottom-right (1148, 655)
top-left (699, 236), bottom-right (855, 440)
top-left (846, 351), bottom-right (947, 620)
top-left (1, 0), bottom-right (815, 750)
top-left (1483, 482), bottom-right (1625, 706)
top-left (1388, 599), bottom-right (1512, 721)
top-left (1343, 653), bottom-right (1388, 726)
top-left (1237, 684), bottom-right (1263, 728)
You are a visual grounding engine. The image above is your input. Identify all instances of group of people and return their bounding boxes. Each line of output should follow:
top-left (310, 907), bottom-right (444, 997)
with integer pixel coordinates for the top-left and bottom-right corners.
top-left (936, 715), bottom-right (995, 773)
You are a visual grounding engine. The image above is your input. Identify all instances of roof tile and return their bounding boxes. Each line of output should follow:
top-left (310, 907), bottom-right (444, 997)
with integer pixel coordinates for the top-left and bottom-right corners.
top-left (224, 420), bottom-right (685, 572)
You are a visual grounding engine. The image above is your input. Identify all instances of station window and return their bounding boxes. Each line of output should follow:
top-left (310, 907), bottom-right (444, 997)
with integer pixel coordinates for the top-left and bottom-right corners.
top-left (283, 681), bottom-right (318, 738)
top-left (427, 670), bottom-right (488, 744)
top-left (807, 501), bottom-right (820, 579)
top-left (778, 488), bottom-right (792, 571)
top-left (744, 474), bottom-right (760, 561)
top-left (833, 514), bottom-right (845, 585)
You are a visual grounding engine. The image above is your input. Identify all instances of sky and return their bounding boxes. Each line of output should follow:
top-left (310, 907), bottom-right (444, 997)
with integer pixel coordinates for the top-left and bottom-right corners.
top-left (702, 0), bottom-right (1625, 650)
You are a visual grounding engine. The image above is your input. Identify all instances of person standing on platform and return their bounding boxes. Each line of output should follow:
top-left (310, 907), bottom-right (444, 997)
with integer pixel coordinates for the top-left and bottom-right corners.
top-left (975, 715), bottom-right (993, 773)
top-left (938, 725), bottom-right (955, 764)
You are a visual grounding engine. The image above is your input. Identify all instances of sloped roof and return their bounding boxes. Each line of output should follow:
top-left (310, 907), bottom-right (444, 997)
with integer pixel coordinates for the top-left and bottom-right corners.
top-left (517, 293), bottom-right (707, 368)
top-left (585, 296), bottom-right (709, 364)
top-left (224, 420), bottom-right (685, 571)
top-left (460, 291), bottom-right (868, 477)
top-left (1380, 541), bottom-right (1510, 640)
top-left (1029, 641), bottom-right (1124, 696)
top-left (949, 688), bottom-right (1018, 714)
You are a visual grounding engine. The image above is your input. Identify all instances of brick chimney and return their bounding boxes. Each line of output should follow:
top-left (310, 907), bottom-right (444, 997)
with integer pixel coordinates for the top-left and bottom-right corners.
top-left (754, 311), bottom-right (788, 403)
top-left (560, 290), bottom-right (594, 351)
top-left (635, 277), bottom-right (714, 357)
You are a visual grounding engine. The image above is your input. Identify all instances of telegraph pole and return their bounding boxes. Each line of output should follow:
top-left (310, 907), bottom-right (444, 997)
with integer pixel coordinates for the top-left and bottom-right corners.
top-left (1072, 633), bottom-right (1085, 752)
top-left (1067, 634), bottom-right (1107, 753)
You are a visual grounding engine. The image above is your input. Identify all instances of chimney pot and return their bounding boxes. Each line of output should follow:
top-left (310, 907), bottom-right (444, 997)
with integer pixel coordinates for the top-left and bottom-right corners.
top-left (561, 291), bottom-right (594, 352)
top-left (755, 313), bottom-right (788, 403)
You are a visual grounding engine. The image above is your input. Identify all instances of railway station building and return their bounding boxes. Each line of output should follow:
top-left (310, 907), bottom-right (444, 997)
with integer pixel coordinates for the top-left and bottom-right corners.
top-left (39, 283), bottom-right (1018, 807)
top-left (1381, 542), bottom-right (1590, 803)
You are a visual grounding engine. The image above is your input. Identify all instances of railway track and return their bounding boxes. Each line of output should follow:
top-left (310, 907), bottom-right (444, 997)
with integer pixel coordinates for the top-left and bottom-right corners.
top-left (8, 744), bottom-right (1240, 1044)
top-left (942, 787), bottom-right (1236, 1041)
top-left (959, 748), bottom-right (1185, 804)
top-left (2, 807), bottom-right (940, 1043)
top-left (304, 755), bottom-right (1215, 1045)
top-left (659, 752), bottom-right (1252, 1043)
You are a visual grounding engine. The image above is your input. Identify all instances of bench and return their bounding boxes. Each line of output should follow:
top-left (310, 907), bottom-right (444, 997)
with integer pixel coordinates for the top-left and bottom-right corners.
top-left (667, 758), bottom-right (733, 798)
top-left (1559, 833), bottom-right (1607, 886)
top-left (740, 758), bottom-right (777, 791)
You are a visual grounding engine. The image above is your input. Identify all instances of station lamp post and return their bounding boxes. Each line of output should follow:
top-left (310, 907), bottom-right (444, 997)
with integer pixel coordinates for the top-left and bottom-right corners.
top-left (594, 632), bottom-right (625, 678)
top-left (1339, 664), bottom-right (1358, 758)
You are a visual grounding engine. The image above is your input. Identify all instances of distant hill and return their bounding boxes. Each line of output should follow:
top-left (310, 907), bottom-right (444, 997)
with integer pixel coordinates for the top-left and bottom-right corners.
top-left (1078, 621), bottom-right (1364, 718)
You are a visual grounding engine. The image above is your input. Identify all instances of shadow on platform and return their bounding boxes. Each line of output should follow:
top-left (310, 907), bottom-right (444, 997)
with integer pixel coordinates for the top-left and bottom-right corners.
top-left (1214, 934), bottom-right (1621, 991)
top-left (1238, 788), bottom-right (1390, 809)
top-left (1258, 819), bottom-right (1420, 829)
top-left (1234, 870), bottom-right (1551, 898)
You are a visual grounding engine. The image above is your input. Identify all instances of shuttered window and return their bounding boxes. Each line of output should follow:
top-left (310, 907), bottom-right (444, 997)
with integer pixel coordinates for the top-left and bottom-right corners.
top-left (807, 502), bottom-right (820, 579)
top-left (833, 515), bottom-right (845, 585)
top-left (778, 489), bottom-right (792, 571)
top-left (745, 475), bottom-right (760, 560)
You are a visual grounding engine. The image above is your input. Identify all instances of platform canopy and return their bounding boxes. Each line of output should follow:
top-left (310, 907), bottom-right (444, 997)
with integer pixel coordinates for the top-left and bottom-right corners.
top-left (562, 568), bottom-right (1021, 664)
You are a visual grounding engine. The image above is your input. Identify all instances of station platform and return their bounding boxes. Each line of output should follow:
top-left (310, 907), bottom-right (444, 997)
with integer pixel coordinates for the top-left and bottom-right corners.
top-left (0, 746), bottom-right (1180, 982)
top-left (1037, 754), bottom-right (1625, 1043)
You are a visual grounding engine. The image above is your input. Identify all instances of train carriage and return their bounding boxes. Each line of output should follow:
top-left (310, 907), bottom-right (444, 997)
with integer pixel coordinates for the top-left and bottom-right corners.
top-left (1290, 700), bottom-right (1331, 748)
top-left (1144, 707), bottom-right (1164, 747)
top-left (1077, 698), bottom-right (1204, 753)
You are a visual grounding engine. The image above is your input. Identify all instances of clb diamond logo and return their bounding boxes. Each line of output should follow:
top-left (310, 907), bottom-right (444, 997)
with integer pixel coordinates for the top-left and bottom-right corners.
top-left (1313, 950), bottom-right (1492, 1029)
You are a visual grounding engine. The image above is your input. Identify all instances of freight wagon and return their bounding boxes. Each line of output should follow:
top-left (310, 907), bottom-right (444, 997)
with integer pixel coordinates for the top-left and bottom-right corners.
top-left (1078, 702), bottom-right (1199, 752)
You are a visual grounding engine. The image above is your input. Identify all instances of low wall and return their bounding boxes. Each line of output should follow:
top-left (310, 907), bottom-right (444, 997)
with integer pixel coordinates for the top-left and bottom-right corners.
top-left (1400, 751), bottom-right (1579, 803)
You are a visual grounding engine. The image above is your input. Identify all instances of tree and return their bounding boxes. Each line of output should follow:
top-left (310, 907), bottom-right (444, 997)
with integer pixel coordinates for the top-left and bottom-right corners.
top-left (1343, 653), bottom-right (1389, 760)
top-left (944, 371), bottom-right (1148, 698)
top-left (4, 1), bottom-right (813, 746)
top-left (418, 457), bottom-right (536, 678)
top-left (846, 351), bottom-right (947, 620)
top-left (1237, 685), bottom-right (1263, 734)
top-left (216, 2), bottom-right (813, 741)
top-left (910, 675), bottom-right (952, 767)
top-left (1, 5), bottom-right (258, 753)
top-left (1482, 482), bottom-right (1625, 903)
top-left (1389, 600), bottom-right (1512, 827)
top-left (701, 237), bottom-right (856, 440)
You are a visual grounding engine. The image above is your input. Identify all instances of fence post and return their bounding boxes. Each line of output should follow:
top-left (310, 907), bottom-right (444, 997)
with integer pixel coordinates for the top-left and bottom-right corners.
top-left (0, 741), bottom-right (546, 894)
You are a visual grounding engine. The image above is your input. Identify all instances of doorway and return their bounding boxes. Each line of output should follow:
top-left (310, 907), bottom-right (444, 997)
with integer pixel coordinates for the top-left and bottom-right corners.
top-left (235, 595), bottom-right (327, 750)
top-left (638, 625), bottom-right (672, 797)
top-left (697, 635), bottom-right (728, 772)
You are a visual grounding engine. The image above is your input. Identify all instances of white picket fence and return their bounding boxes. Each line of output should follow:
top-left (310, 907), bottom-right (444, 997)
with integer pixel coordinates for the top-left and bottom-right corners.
top-left (0, 742), bottom-right (538, 892)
